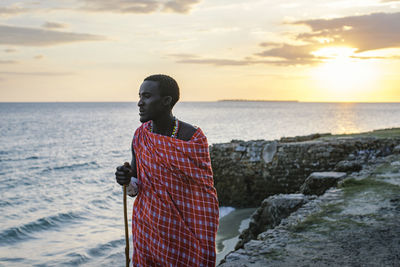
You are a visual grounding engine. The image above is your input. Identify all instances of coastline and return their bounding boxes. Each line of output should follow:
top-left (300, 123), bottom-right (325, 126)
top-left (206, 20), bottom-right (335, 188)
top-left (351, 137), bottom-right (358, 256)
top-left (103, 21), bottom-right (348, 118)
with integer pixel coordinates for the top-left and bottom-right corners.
top-left (212, 128), bottom-right (400, 266)
top-left (216, 208), bottom-right (256, 265)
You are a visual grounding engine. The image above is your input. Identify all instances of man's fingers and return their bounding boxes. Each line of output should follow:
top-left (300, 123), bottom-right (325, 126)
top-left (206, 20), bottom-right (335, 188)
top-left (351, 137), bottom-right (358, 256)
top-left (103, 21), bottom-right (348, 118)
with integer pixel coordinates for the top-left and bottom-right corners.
top-left (116, 166), bottom-right (124, 171)
top-left (116, 177), bottom-right (131, 185)
top-left (115, 164), bottom-right (131, 185)
top-left (115, 171), bottom-right (126, 176)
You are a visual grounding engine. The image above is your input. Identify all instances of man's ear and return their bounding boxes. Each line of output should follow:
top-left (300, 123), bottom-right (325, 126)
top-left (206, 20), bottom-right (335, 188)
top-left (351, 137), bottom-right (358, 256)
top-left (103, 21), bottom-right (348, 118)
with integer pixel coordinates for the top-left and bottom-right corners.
top-left (162, 96), bottom-right (172, 107)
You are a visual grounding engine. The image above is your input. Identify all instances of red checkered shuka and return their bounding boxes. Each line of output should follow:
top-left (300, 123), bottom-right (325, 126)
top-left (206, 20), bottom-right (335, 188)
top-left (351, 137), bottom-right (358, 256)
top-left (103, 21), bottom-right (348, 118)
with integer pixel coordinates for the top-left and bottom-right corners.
top-left (131, 122), bottom-right (219, 267)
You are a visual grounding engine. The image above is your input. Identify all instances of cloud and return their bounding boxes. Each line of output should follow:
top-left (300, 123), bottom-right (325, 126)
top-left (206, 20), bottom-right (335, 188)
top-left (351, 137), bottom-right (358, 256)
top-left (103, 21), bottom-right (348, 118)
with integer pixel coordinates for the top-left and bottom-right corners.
top-left (255, 12), bottom-right (400, 65)
top-left (0, 60), bottom-right (18, 64)
top-left (80, 0), bottom-right (201, 14)
top-left (256, 43), bottom-right (323, 65)
top-left (163, 0), bottom-right (201, 14)
top-left (0, 6), bottom-right (28, 16)
top-left (171, 54), bottom-right (309, 66)
top-left (177, 57), bottom-right (252, 66)
top-left (4, 48), bottom-right (17, 53)
top-left (293, 12), bottom-right (400, 52)
top-left (42, 21), bottom-right (67, 29)
top-left (0, 71), bottom-right (74, 76)
top-left (172, 12), bottom-right (400, 67)
top-left (81, 0), bottom-right (159, 13)
top-left (0, 24), bottom-right (106, 46)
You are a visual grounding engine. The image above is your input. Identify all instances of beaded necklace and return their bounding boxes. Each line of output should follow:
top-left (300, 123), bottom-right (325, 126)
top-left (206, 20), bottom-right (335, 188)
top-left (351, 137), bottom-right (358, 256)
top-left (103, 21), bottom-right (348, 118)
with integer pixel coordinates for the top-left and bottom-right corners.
top-left (149, 117), bottom-right (179, 138)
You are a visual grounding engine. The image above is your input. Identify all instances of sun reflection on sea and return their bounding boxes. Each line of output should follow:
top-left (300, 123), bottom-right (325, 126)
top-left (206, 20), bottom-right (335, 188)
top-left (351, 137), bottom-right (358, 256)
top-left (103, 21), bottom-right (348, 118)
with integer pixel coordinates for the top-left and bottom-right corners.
top-left (331, 102), bottom-right (361, 134)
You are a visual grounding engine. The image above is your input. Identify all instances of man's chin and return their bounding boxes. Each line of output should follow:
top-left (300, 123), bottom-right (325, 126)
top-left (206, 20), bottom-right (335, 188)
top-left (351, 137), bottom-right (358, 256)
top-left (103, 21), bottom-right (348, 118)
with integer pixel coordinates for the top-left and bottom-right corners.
top-left (139, 116), bottom-right (150, 123)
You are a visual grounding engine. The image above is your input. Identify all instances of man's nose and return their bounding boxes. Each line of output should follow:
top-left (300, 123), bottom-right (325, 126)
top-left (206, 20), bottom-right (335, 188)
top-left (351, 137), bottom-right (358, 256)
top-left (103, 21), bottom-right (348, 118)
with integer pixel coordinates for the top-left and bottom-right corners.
top-left (138, 98), bottom-right (143, 106)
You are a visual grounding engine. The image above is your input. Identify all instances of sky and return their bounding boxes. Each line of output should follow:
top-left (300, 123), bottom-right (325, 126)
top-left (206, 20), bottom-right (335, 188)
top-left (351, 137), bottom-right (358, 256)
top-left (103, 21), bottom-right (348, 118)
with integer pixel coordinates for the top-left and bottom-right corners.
top-left (0, 0), bottom-right (399, 102)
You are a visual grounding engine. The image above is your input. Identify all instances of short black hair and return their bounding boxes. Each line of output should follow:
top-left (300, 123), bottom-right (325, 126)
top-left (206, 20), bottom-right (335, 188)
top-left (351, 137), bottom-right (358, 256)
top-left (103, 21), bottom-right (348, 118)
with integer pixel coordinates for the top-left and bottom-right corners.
top-left (144, 74), bottom-right (180, 107)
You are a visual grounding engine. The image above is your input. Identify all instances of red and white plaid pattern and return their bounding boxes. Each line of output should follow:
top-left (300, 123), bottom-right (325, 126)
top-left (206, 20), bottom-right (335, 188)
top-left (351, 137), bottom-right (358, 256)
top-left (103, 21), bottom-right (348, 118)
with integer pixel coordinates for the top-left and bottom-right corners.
top-left (131, 122), bottom-right (219, 267)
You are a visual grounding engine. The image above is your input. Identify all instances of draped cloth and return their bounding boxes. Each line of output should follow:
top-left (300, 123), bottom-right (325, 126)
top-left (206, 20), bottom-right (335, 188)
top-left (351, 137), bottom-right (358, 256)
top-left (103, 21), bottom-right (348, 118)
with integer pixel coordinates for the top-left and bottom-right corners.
top-left (131, 121), bottom-right (219, 267)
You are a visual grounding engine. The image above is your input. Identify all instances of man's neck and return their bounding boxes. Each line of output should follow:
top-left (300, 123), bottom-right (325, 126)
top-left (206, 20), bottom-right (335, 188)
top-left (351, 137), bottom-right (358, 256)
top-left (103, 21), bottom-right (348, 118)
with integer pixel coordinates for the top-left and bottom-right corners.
top-left (152, 112), bottom-right (175, 137)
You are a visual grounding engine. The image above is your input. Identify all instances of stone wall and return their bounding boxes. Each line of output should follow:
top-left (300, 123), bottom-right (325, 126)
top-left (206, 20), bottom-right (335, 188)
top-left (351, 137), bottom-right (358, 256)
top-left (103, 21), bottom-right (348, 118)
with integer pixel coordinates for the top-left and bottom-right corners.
top-left (210, 135), bottom-right (400, 207)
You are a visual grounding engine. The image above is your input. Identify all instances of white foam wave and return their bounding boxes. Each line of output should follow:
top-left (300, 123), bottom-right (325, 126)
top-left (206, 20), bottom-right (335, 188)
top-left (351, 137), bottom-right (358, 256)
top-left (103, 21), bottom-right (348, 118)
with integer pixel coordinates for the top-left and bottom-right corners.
top-left (219, 206), bottom-right (235, 219)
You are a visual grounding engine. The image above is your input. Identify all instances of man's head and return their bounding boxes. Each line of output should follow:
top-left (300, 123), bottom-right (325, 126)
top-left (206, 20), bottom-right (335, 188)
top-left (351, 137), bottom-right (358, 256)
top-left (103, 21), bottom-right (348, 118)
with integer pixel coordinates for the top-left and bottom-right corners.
top-left (138, 74), bottom-right (180, 123)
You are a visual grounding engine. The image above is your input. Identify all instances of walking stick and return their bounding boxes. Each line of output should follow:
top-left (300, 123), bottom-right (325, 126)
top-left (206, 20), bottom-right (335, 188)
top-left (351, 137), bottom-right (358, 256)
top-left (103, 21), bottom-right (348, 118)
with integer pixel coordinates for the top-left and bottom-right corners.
top-left (123, 185), bottom-right (130, 267)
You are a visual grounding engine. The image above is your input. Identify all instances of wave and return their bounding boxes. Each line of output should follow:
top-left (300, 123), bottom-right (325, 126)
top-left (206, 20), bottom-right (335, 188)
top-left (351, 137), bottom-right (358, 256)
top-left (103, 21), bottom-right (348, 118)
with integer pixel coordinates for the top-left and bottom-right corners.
top-left (25, 156), bottom-right (40, 160)
top-left (87, 239), bottom-right (124, 257)
top-left (0, 155), bottom-right (41, 162)
top-left (41, 161), bottom-right (99, 173)
top-left (64, 252), bottom-right (90, 266)
top-left (0, 211), bottom-right (84, 245)
top-left (219, 206), bottom-right (235, 219)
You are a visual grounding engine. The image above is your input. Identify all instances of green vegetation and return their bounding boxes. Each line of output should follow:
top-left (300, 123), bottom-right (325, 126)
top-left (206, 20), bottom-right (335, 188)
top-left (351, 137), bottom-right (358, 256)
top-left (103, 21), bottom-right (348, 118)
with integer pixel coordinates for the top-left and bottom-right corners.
top-left (290, 203), bottom-right (342, 233)
top-left (262, 249), bottom-right (286, 260)
top-left (292, 172), bottom-right (400, 234)
top-left (319, 127), bottom-right (400, 140)
top-left (339, 177), bottom-right (390, 191)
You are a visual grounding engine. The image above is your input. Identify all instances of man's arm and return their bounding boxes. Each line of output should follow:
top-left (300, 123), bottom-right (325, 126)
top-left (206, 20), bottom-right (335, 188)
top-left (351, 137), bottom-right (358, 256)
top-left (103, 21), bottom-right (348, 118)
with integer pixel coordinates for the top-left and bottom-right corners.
top-left (130, 143), bottom-right (137, 178)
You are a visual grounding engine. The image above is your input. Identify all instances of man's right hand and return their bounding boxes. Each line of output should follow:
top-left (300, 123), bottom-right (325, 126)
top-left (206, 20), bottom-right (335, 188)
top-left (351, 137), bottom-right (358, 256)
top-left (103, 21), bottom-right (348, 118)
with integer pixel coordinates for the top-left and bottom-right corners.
top-left (115, 162), bottom-right (132, 186)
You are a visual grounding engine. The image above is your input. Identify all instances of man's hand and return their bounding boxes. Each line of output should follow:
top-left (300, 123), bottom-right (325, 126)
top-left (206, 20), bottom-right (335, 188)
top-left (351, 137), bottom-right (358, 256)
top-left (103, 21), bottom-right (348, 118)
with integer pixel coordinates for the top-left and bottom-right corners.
top-left (115, 162), bottom-right (133, 186)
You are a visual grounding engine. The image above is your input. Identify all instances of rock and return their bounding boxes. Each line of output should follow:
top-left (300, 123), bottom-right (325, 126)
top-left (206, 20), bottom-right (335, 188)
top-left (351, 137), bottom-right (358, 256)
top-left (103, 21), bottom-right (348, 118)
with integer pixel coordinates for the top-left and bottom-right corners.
top-left (262, 141), bottom-right (277, 163)
top-left (334, 160), bottom-right (362, 173)
top-left (235, 194), bottom-right (310, 249)
top-left (211, 133), bottom-right (400, 207)
top-left (394, 145), bottom-right (400, 154)
top-left (300, 172), bottom-right (346, 196)
top-left (280, 133), bottom-right (331, 143)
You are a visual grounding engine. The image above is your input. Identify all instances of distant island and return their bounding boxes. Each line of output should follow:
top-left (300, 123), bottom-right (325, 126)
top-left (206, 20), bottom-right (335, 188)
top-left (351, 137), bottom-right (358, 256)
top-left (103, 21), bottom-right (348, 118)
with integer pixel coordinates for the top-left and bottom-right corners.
top-left (218, 99), bottom-right (298, 102)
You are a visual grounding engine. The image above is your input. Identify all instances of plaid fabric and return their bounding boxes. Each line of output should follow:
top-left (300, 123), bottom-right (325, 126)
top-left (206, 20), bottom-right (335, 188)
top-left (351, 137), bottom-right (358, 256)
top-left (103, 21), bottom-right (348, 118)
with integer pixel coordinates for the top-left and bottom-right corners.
top-left (131, 122), bottom-right (219, 267)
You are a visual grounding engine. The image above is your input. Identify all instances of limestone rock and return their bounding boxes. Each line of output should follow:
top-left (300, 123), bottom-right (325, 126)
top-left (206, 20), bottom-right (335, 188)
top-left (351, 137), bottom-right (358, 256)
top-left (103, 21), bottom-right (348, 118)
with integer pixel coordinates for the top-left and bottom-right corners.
top-left (211, 134), bottom-right (400, 207)
top-left (262, 141), bottom-right (277, 163)
top-left (300, 172), bottom-right (346, 196)
top-left (334, 160), bottom-right (362, 173)
top-left (235, 194), bottom-right (310, 249)
top-left (280, 133), bottom-right (331, 143)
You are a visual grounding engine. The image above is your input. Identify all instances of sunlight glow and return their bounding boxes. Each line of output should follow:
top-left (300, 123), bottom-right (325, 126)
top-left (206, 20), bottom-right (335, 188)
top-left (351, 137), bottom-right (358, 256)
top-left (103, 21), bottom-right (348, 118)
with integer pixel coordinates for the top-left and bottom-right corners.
top-left (310, 47), bottom-right (379, 101)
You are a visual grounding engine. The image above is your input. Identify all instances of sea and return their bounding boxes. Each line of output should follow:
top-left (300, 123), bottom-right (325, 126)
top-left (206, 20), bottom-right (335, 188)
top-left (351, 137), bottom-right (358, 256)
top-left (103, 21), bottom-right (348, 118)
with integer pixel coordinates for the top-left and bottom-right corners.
top-left (1, 101), bottom-right (400, 266)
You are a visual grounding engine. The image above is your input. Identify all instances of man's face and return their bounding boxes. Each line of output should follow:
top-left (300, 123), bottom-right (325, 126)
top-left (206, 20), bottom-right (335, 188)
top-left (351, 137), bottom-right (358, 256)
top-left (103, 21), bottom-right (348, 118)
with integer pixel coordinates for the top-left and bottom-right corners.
top-left (138, 80), bottom-right (165, 123)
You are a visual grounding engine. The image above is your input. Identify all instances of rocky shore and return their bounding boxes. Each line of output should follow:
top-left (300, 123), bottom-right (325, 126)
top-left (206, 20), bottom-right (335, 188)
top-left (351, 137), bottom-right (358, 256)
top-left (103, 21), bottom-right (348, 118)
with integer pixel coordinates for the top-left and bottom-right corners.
top-left (211, 128), bottom-right (400, 208)
top-left (211, 128), bottom-right (400, 266)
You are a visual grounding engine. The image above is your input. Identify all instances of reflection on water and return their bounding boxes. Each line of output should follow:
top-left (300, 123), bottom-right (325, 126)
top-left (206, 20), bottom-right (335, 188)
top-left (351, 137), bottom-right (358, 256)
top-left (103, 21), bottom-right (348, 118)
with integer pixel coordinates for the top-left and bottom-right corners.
top-left (332, 103), bottom-right (361, 134)
top-left (174, 101), bottom-right (400, 143)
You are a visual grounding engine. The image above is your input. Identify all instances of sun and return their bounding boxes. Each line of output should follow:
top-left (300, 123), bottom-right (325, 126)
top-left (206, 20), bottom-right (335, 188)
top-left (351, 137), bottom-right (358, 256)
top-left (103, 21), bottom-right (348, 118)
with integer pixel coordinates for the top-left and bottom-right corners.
top-left (310, 47), bottom-right (379, 102)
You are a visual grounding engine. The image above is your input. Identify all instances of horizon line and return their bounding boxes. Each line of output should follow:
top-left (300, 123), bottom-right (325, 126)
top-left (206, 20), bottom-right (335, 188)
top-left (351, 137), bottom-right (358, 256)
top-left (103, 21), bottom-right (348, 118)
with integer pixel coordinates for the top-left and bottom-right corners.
top-left (1, 100), bottom-right (400, 104)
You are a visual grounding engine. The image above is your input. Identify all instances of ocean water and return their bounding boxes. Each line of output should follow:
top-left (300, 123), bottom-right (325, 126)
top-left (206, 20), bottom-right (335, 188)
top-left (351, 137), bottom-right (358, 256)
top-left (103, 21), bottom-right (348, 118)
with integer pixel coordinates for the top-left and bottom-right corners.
top-left (1, 101), bottom-right (399, 266)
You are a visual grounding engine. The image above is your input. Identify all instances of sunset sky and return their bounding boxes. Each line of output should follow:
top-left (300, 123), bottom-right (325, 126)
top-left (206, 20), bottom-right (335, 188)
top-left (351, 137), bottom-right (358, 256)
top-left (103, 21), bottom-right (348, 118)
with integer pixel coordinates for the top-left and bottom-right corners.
top-left (0, 0), bottom-right (399, 102)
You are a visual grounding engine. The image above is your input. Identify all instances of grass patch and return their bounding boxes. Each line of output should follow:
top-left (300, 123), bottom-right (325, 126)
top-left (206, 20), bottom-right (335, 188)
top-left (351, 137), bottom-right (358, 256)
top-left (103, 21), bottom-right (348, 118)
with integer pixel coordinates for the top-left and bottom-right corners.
top-left (262, 249), bottom-right (286, 260)
top-left (339, 177), bottom-right (393, 191)
top-left (290, 203), bottom-right (342, 233)
top-left (290, 204), bottom-right (368, 234)
top-left (372, 163), bottom-right (400, 174)
top-left (319, 127), bottom-right (400, 140)
top-left (339, 177), bottom-right (399, 197)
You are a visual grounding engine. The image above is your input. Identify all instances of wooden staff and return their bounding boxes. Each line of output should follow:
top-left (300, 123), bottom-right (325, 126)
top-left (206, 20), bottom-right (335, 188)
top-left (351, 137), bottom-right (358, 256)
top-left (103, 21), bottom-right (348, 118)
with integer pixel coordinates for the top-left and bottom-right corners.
top-left (123, 185), bottom-right (130, 267)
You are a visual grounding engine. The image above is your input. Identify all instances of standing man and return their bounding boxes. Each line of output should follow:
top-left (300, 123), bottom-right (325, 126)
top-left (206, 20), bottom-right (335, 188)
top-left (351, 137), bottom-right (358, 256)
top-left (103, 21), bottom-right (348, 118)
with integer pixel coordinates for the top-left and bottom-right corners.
top-left (115, 74), bottom-right (219, 266)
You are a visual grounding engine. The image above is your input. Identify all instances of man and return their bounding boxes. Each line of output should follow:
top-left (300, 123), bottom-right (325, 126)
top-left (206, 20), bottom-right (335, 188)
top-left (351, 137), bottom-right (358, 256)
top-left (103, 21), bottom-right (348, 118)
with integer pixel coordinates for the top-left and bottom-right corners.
top-left (115, 74), bottom-right (219, 266)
